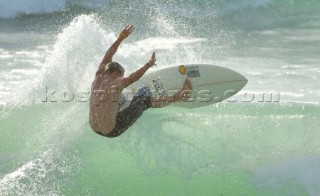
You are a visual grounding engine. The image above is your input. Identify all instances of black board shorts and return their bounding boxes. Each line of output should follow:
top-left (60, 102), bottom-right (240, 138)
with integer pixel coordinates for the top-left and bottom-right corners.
top-left (96, 87), bottom-right (152, 138)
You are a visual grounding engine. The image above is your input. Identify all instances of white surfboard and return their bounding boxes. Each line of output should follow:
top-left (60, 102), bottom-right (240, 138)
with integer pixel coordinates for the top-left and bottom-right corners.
top-left (121, 64), bottom-right (247, 109)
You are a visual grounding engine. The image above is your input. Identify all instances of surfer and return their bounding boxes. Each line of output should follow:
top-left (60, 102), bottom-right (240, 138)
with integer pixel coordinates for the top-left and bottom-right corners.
top-left (89, 25), bottom-right (192, 138)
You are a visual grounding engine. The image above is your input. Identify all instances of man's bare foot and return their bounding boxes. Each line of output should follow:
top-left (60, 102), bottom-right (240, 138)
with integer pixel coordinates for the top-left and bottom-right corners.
top-left (176, 79), bottom-right (192, 101)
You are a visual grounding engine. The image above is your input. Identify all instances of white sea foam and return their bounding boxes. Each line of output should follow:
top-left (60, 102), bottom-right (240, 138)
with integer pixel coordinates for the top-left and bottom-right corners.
top-left (0, 149), bottom-right (58, 195)
top-left (122, 37), bottom-right (206, 56)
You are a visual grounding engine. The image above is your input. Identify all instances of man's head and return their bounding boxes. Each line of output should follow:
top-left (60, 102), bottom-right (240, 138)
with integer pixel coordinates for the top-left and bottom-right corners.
top-left (104, 62), bottom-right (125, 76)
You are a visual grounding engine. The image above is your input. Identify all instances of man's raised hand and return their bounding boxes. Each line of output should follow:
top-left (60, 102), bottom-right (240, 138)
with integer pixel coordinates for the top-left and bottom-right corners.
top-left (147, 52), bottom-right (157, 67)
top-left (119, 25), bottom-right (134, 39)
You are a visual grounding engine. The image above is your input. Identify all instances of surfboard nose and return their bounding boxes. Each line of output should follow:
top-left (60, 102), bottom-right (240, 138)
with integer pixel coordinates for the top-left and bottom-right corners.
top-left (223, 69), bottom-right (248, 97)
top-left (236, 72), bottom-right (248, 88)
top-left (238, 72), bottom-right (248, 82)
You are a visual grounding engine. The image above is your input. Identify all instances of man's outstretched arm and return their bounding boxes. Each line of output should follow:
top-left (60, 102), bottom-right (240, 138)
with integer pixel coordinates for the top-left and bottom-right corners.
top-left (119, 52), bottom-right (157, 88)
top-left (96, 25), bottom-right (134, 75)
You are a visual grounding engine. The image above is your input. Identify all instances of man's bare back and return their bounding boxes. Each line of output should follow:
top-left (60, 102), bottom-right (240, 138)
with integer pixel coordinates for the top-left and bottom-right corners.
top-left (89, 74), bottom-right (123, 133)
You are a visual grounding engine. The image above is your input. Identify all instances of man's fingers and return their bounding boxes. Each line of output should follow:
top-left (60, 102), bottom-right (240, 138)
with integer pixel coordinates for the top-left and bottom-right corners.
top-left (126, 25), bottom-right (134, 33)
top-left (125, 25), bottom-right (132, 31)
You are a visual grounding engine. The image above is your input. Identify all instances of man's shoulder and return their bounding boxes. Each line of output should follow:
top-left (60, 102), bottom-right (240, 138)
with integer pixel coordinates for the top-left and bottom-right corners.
top-left (96, 77), bottom-right (121, 89)
top-left (108, 77), bottom-right (124, 89)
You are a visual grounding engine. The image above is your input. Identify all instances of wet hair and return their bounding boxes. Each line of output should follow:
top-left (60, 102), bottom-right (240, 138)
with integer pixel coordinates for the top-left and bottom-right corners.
top-left (104, 62), bottom-right (124, 76)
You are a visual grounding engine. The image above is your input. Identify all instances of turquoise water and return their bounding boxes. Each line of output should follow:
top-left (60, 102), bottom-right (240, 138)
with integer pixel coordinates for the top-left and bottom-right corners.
top-left (1, 0), bottom-right (320, 195)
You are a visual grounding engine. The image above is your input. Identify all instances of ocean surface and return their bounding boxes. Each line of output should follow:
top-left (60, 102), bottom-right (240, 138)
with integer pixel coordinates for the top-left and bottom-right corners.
top-left (1, 0), bottom-right (320, 195)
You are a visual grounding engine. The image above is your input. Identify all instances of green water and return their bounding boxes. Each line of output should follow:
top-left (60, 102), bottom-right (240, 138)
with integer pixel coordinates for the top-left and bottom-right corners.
top-left (1, 102), bottom-right (319, 195)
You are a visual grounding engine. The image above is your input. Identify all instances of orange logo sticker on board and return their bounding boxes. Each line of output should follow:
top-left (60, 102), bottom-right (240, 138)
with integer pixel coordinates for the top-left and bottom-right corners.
top-left (179, 65), bottom-right (186, 75)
